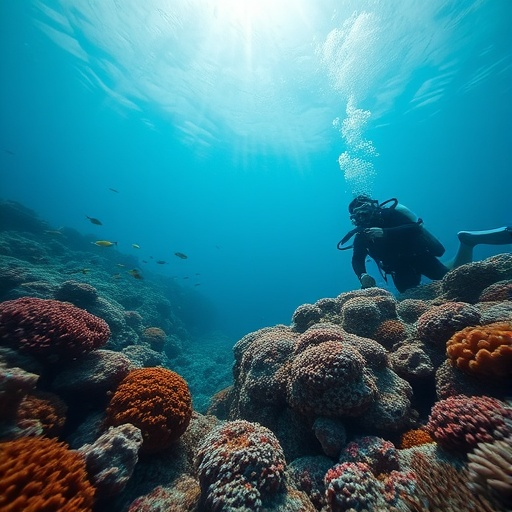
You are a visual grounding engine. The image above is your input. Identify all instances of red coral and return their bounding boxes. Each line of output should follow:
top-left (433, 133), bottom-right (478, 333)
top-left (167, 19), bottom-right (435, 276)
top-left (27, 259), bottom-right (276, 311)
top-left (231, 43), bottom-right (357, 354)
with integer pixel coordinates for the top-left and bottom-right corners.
top-left (446, 321), bottom-right (512, 378)
top-left (0, 436), bottom-right (95, 511)
top-left (426, 395), bottom-right (512, 452)
top-left (105, 367), bottom-right (192, 453)
top-left (0, 297), bottom-right (110, 361)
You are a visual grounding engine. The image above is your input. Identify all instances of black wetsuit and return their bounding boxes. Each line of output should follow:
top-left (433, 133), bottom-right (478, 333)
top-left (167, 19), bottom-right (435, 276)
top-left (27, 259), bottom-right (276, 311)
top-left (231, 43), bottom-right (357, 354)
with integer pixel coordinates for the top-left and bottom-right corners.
top-left (352, 208), bottom-right (449, 293)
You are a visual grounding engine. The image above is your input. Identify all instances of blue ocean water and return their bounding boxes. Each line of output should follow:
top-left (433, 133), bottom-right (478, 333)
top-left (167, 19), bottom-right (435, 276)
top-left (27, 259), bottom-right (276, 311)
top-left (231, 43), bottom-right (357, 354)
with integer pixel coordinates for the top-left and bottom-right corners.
top-left (1, 0), bottom-right (511, 340)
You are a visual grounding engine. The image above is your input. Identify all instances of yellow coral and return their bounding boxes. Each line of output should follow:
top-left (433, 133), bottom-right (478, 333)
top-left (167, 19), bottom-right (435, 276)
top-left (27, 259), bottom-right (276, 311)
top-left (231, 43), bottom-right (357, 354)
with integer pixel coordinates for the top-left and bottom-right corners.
top-left (446, 322), bottom-right (512, 377)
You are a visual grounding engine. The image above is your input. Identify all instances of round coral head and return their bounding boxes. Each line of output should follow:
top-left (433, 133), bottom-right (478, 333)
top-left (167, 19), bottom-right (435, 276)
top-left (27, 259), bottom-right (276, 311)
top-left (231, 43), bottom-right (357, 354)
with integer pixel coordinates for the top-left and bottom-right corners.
top-left (446, 321), bottom-right (512, 378)
top-left (105, 367), bottom-right (192, 453)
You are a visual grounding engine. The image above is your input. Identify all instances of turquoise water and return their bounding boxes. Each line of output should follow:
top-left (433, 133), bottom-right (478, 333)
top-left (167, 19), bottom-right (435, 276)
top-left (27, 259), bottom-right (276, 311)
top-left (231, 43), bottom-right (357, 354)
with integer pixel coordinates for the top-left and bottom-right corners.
top-left (1, 0), bottom-right (511, 338)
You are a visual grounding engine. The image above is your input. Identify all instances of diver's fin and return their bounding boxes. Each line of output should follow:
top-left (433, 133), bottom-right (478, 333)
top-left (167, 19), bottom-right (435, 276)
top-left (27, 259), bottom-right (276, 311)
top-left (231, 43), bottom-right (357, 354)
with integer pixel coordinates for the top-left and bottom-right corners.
top-left (457, 226), bottom-right (512, 247)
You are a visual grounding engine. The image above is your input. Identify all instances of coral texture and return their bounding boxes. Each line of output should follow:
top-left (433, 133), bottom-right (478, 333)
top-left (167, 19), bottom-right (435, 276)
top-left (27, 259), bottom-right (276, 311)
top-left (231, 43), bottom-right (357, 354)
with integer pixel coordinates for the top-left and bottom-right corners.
top-left (141, 327), bottom-right (167, 352)
top-left (286, 341), bottom-right (377, 418)
top-left (16, 390), bottom-right (67, 437)
top-left (0, 297), bottom-right (110, 361)
top-left (467, 436), bottom-right (512, 508)
top-left (446, 321), bottom-right (512, 378)
top-left (195, 420), bottom-right (286, 511)
top-left (400, 428), bottom-right (434, 449)
top-left (338, 436), bottom-right (399, 475)
top-left (417, 301), bottom-right (481, 345)
top-left (0, 436), bottom-right (95, 511)
top-left (105, 367), bottom-right (192, 453)
top-left (426, 394), bottom-right (512, 452)
top-left (78, 423), bottom-right (143, 499)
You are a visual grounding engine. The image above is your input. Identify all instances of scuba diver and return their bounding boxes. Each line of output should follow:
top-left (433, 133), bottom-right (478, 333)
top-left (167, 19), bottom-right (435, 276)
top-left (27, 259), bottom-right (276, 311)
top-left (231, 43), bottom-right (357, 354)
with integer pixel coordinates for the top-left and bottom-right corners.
top-left (338, 194), bottom-right (512, 293)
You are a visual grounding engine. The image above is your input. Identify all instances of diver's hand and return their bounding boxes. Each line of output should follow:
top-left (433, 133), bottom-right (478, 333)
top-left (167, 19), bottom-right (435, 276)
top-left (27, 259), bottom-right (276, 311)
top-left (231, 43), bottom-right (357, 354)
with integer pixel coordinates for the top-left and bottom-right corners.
top-left (360, 273), bottom-right (376, 289)
top-left (364, 228), bottom-right (384, 240)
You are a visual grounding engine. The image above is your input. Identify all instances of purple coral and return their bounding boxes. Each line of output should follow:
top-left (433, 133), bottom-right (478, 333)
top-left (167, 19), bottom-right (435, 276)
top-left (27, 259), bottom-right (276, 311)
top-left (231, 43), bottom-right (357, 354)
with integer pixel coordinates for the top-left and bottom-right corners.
top-left (195, 420), bottom-right (286, 510)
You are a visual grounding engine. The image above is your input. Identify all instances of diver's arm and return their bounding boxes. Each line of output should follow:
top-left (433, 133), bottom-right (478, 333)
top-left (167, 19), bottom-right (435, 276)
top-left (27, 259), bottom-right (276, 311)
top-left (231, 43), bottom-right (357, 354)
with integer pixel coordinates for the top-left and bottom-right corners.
top-left (352, 236), bottom-right (376, 288)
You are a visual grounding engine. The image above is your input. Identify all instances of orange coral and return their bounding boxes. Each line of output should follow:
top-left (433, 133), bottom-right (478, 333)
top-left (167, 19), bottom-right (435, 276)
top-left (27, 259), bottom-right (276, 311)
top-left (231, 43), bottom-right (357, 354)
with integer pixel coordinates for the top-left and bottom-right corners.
top-left (0, 436), bottom-right (95, 511)
top-left (105, 367), bottom-right (192, 453)
top-left (446, 322), bottom-right (512, 377)
top-left (16, 390), bottom-right (68, 438)
top-left (400, 429), bottom-right (434, 449)
top-left (373, 319), bottom-right (408, 348)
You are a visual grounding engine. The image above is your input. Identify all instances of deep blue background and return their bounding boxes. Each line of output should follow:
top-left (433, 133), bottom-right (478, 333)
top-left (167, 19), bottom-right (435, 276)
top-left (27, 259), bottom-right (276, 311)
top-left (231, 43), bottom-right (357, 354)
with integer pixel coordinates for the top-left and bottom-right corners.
top-left (1, 0), bottom-right (511, 339)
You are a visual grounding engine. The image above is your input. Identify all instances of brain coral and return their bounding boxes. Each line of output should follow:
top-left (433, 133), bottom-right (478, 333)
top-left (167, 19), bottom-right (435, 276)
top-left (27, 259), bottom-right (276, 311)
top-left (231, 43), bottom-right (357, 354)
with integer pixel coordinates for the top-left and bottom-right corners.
top-left (0, 436), bottom-right (95, 511)
top-left (426, 394), bottom-right (512, 452)
top-left (479, 279), bottom-right (512, 302)
top-left (286, 341), bottom-right (377, 418)
top-left (105, 367), bottom-right (192, 453)
top-left (195, 420), bottom-right (286, 511)
top-left (446, 321), bottom-right (512, 378)
top-left (291, 303), bottom-right (323, 332)
top-left (141, 327), bottom-right (166, 352)
top-left (416, 302), bottom-right (481, 345)
top-left (0, 297), bottom-right (110, 361)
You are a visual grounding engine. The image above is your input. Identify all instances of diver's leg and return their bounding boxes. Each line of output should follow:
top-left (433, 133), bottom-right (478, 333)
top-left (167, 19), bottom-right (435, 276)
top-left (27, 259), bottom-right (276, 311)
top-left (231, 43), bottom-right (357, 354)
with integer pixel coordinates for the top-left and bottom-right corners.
top-left (445, 227), bottom-right (512, 270)
top-left (457, 226), bottom-right (512, 247)
top-left (420, 254), bottom-right (449, 280)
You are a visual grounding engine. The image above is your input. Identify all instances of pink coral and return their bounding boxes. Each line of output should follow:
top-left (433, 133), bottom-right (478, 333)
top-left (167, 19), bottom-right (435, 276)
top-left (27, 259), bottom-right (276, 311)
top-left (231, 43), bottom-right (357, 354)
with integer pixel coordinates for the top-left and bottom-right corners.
top-left (426, 395), bottom-right (512, 452)
top-left (0, 297), bottom-right (110, 361)
top-left (339, 436), bottom-right (399, 475)
top-left (416, 301), bottom-right (481, 345)
top-left (195, 420), bottom-right (286, 510)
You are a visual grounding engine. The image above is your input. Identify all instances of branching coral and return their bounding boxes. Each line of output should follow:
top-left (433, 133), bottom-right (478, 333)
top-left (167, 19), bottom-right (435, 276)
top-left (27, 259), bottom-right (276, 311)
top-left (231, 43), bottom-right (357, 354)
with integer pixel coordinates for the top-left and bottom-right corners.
top-left (467, 436), bottom-right (512, 508)
top-left (0, 436), bottom-right (95, 511)
top-left (446, 321), bottom-right (512, 378)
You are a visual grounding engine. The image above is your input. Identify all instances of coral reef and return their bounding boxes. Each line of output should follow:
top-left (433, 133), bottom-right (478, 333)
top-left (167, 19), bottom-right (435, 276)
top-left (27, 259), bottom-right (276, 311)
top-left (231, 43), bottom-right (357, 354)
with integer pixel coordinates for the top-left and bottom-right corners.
top-left (0, 436), bottom-right (95, 511)
top-left (0, 297), bottom-right (110, 361)
top-left (141, 327), bottom-right (167, 352)
top-left (105, 367), bottom-right (192, 453)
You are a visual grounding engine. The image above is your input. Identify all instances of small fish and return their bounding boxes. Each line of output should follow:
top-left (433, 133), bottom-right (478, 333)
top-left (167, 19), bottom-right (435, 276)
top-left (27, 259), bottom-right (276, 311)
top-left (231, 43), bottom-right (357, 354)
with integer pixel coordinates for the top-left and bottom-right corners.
top-left (183, 276), bottom-right (189, 279)
top-left (3, 149), bottom-right (15, 156)
top-left (194, 283), bottom-right (201, 286)
top-left (128, 269), bottom-right (143, 280)
top-left (116, 263), bottom-right (125, 267)
top-left (132, 244), bottom-right (140, 249)
top-left (92, 240), bottom-right (117, 247)
top-left (109, 188), bottom-right (119, 193)
top-left (74, 268), bottom-right (90, 275)
top-left (112, 273), bottom-right (122, 280)
top-left (44, 229), bottom-right (64, 236)
top-left (156, 260), bottom-right (168, 265)
top-left (86, 216), bottom-right (103, 225)
top-left (175, 252), bottom-right (188, 259)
